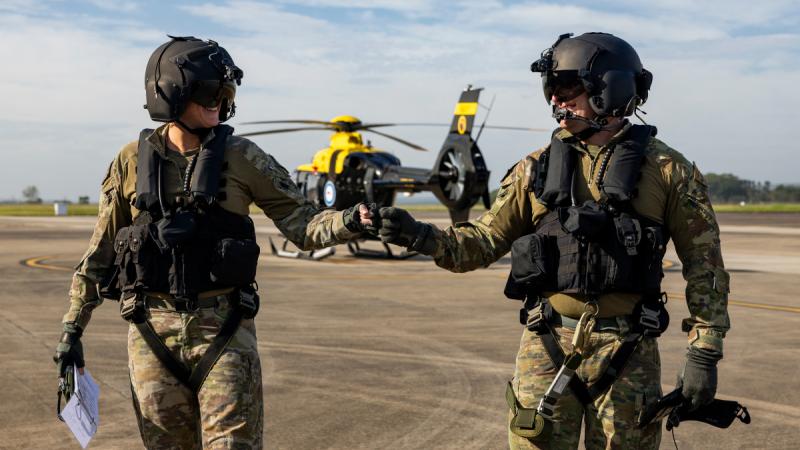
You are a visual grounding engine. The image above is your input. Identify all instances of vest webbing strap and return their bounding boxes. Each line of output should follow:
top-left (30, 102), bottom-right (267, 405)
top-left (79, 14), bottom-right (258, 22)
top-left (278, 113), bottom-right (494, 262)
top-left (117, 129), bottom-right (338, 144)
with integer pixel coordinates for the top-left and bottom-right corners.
top-left (133, 307), bottom-right (243, 393)
top-left (537, 326), bottom-right (644, 404)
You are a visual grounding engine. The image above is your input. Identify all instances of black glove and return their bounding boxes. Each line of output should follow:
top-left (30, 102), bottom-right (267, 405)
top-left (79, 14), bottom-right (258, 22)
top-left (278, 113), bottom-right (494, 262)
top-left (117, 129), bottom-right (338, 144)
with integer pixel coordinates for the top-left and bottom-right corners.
top-left (342, 202), bottom-right (378, 233)
top-left (378, 207), bottom-right (436, 255)
top-left (679, 346), bottom-right (722, 412)
top-left (53, 322), bottom-right (85, 379)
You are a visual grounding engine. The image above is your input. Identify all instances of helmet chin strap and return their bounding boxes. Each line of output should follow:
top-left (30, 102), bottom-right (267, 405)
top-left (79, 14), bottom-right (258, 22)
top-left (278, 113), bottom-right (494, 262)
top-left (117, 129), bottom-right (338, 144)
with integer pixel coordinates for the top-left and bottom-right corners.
top-left (552, 106), bottom-right (612, 141)
top-left (175, 119), bottom-right (212, 137)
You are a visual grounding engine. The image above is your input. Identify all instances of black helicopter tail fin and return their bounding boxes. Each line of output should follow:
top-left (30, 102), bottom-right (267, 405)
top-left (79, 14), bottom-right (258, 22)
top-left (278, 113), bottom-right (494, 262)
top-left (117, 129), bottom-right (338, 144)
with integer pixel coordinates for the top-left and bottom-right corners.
top-left (449, 86), bottom-right (483, 136)
top-left (432, 85), bottom-right (491, 225)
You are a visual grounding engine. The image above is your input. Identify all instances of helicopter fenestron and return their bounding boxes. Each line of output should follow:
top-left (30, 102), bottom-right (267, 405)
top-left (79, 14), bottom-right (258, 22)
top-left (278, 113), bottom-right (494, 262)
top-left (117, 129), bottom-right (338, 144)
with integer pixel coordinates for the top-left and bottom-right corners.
top-left (238, 86), bottom-right (545, 259)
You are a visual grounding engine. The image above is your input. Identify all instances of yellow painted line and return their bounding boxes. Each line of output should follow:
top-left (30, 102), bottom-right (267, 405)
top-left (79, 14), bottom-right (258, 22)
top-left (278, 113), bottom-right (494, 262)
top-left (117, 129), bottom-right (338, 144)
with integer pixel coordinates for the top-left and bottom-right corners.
top-left (453, 102), bottom-right (478, 116)
top-left (21, 256), bottom-right (73, 272)
top-left (667, 291), bottom-right (800, 314)
top-left (662, 259), bottom-right (676, 270)
top-left (727, 300), bottom-right (800, 313)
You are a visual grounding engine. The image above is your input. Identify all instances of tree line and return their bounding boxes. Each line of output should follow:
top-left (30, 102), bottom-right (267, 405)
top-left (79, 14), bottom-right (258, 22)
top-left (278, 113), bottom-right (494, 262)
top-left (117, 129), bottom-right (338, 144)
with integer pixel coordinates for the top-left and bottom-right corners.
top-left (705, 173), bottom-right (800, 203)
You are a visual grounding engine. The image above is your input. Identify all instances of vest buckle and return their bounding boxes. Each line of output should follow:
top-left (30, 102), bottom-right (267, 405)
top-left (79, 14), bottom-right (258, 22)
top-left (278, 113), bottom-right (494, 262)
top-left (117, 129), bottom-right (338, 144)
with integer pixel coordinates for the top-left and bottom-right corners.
top-left (235, 286), bottom-right (260, 319)
top-left (120, 292), bottom-right (146, 323)
top-left (173, 296), bottom-right (198, 312)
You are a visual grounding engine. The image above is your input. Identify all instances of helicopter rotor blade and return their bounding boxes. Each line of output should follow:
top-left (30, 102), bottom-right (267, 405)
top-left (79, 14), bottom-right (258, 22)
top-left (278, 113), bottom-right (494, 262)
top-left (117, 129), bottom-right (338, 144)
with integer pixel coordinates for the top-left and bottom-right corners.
top-left (364, 129), bottom-right (430, 152)
top-left (237, 127), bottom-right (334, 137)
top-left (357, 123), bottom-right (398, 130)
top-left (240, 120), bottom-right (334, 126)
top-left (479, 125), bottom-right (550, 132)
top-left (370, 122), bottom-right (549, 132)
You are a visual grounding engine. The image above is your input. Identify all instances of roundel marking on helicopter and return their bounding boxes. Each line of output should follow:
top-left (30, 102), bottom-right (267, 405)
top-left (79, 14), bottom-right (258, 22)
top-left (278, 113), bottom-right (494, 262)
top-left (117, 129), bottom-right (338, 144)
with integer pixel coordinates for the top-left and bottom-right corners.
top-left (457, 115), bottom-right (467, 135)
top-left (323, 180), bottom-right (337, 207)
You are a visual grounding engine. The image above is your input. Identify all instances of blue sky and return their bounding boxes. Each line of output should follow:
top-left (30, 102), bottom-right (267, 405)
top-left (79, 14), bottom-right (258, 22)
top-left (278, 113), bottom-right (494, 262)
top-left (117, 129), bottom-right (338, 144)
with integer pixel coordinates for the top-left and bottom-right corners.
top-left (1, 0), bottom-right (798, 201)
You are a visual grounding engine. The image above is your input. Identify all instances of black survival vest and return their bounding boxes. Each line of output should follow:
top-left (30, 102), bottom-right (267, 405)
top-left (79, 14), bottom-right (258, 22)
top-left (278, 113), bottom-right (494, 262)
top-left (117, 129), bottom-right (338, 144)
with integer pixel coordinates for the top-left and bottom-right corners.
top-left (509, 125), bottom-right (667, 299)
top-left (108, 125), bottom-right (259, 298)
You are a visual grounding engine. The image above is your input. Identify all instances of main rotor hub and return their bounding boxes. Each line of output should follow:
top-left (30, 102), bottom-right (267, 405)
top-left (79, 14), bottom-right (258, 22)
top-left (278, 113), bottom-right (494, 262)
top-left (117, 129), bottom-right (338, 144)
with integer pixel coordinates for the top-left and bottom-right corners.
top-left (329, 115), bottom-right (363, 132)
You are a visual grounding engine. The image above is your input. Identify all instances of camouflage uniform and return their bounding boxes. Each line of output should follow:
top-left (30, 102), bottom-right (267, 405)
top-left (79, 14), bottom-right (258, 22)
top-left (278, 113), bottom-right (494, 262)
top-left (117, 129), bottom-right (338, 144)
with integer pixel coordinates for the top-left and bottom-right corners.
top-left (64, 124), bottom-right (358, 448)
top-left (427, 123), bottom-right (730, 449)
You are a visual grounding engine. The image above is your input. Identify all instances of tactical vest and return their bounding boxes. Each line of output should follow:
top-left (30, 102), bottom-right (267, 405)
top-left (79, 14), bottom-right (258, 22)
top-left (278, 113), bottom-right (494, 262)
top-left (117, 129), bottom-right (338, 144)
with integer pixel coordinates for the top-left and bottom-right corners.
top-left (108, 125), bottom-right (260, 298)
top-left (509, 125), bottom-right (667, 299)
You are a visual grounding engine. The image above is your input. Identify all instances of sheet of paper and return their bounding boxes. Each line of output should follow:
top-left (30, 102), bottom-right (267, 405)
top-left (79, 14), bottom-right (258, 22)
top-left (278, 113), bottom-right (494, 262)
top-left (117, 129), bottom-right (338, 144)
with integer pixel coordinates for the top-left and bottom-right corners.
top-left (60, 367), bottom-right (100, 449)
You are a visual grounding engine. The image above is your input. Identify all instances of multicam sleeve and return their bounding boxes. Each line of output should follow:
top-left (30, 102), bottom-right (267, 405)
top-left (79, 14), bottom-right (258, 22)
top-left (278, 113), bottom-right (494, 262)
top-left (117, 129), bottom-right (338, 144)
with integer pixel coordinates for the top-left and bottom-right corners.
top-left (429, 156), bottom-right (536, 273)
top-left (665, 158), bottom-right (730, 354)
top-left (63, 157), bottom-right (132, 330)
top-left (240, 140), bottom-right (358, 250)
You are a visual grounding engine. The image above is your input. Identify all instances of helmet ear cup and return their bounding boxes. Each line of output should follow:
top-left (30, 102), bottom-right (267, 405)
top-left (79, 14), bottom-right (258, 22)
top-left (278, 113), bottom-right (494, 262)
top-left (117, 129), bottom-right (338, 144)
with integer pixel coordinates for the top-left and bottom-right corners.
top-left (636, 68), bottom-right (653, 105)
top-left (590, 70), bottom-right (637, 117)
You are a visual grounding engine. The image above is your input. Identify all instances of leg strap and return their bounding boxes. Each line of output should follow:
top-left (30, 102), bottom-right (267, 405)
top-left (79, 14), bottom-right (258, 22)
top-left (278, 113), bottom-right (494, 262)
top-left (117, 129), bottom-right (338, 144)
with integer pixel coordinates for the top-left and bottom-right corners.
top-left (524, 298), bottom-right (645, 405)
top-left (128, 293), bottom-right (247, 394)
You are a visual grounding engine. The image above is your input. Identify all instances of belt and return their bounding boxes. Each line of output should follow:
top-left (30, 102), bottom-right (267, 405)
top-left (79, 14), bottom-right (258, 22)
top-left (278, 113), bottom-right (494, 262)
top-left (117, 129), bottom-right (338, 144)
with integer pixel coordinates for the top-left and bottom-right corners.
top-left (550, 313), bottom-right (629, 332)
top-left (143, 291), bottom-right (234, 312)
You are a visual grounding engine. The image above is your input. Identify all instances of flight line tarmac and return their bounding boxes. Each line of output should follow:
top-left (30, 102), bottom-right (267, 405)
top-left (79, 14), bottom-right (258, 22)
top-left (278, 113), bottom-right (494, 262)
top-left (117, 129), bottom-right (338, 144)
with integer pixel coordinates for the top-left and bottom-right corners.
top-left (0, 212), bottom-right (798, 449)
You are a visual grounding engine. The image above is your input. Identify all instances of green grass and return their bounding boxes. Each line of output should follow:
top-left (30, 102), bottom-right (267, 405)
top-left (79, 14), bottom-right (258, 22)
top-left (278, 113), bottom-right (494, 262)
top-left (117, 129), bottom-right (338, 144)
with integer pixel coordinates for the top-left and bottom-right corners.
top-left (0, 204), bottom-right (99, 216)
top-left (714, 203), bottom-right (800, 213)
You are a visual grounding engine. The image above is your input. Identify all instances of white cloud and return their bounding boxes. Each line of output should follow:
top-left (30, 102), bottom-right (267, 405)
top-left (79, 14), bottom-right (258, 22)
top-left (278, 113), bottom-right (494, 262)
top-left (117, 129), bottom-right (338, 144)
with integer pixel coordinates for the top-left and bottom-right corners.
top-left (1, 0), bottom-right (799, 201)
top-left (85, 0), bottom-right (140, 13)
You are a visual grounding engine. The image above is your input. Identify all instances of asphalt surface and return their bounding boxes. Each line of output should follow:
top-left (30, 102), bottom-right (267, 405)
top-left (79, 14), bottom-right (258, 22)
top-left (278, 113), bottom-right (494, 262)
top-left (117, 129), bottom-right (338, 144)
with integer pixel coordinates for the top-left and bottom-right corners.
top-left (0, 212), bottom-right (798, 449)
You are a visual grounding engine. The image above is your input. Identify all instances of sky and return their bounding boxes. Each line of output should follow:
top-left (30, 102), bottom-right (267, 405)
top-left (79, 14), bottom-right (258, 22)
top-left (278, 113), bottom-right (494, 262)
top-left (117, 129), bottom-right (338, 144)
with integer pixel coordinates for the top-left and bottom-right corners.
top-left (1, 0), bottom-right (798, 201)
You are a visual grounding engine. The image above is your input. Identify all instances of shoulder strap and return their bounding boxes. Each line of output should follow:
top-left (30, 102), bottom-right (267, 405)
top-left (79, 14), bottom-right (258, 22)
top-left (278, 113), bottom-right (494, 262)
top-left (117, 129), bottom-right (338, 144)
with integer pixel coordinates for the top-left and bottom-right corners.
top-left (190, 124), bottom-right (233, 207)
top-left (133, 129), bottom-right (160, 212)
top-left (600, 125), bottom-right (655, 204)
top-left (536, 133), bottom-right (577, 208)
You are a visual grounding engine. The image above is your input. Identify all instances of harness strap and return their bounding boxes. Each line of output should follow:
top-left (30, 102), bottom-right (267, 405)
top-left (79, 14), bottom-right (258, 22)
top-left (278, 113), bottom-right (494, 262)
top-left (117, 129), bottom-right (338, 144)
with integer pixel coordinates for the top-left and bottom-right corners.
top-left (526, 300), bottom-right (648, 405)
top-left (537, 330), bottom-right (594, 405)
top-left (129, 293), bottom-right (248, 394)
top-left (186, 308), bottom-right (243, 392)
top-left (134, 319), bottom-right (192, 386)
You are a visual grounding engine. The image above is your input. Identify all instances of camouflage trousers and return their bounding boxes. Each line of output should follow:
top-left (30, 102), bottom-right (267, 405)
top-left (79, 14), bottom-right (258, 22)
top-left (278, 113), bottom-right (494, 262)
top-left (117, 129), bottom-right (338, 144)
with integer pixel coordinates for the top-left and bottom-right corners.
top-left (127, 297), bottom-right (263, 449)
top-left (508, 324), bottom-right (662, 450)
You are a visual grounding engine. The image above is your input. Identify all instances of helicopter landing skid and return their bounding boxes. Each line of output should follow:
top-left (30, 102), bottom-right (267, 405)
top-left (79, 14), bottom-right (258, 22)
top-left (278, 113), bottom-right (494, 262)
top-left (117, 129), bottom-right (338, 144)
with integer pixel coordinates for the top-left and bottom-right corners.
top-left (268, 236), bottom-right (335, 261)
top-left (346, 240), bottom-right (418, 260)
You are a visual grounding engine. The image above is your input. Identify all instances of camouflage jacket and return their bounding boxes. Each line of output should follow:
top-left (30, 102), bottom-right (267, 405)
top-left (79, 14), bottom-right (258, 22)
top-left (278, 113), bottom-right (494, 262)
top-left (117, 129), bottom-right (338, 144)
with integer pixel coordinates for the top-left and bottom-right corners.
top-left (428, 123), bottom-right (730, 354)
top-left (64, 125), bottom-right (358, 329)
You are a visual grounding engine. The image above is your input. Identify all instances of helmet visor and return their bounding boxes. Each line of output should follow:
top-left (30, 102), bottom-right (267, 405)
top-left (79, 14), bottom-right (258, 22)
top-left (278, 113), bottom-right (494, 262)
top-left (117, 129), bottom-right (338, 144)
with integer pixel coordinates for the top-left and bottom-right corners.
top-left (542, 70), bottom-right (584, 103)
top-left (190, 80), bottom-right (236, 109)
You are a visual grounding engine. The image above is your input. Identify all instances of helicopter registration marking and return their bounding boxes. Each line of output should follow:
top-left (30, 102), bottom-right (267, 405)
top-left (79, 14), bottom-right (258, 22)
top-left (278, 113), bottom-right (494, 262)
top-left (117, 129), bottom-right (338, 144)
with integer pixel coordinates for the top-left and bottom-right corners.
top-left (453, 101), bottom-right (478, 116)
top-left (457, 115), bottom-right (468, 135)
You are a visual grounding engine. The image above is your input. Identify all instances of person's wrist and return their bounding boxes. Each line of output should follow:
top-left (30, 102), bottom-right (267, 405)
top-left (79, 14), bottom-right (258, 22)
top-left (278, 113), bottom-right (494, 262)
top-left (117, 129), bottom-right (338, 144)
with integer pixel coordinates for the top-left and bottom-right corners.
top-left (409, 223), bottom-right (436, 255)
top-left (343, 204), bottom-right (364, 232)
top-left (62, 322), bottom-right (83, 339)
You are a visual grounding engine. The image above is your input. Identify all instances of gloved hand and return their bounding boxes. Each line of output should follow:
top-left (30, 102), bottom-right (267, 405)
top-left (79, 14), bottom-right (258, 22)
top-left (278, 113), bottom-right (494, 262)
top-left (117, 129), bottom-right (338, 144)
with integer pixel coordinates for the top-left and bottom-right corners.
top-left (342, 202), bottom-right (377, 233)
top-left (679, 346), bottom-right (722, 412)
top-left (378, 207), bottom-right (436, 255)
top-left (53, 322), bottom-right (85, 379)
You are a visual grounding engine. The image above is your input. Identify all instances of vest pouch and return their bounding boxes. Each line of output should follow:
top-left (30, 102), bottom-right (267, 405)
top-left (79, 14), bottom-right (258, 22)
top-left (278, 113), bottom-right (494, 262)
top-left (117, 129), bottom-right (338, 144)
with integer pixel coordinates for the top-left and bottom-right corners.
top-left (210, 238), bottom-right (261, 286)
top-left (156, 210), bottom-right (197, 249)
top-left (559, 201), bottom-right (609, 239)
top-left (111, 227), bottom-right (138, 291)
top-left (126, 224), bottom-right (171, 291)
top-left (511, 233), bottom-right (554, 288)
top-left (642, 226), bottom-right (667, 291)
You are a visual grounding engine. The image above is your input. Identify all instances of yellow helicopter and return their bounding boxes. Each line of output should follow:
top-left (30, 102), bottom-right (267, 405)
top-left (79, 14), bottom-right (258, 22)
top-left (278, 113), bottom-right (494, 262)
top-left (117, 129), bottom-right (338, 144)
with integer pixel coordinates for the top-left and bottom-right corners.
top-left (239, 86), bottom-right (545, 259)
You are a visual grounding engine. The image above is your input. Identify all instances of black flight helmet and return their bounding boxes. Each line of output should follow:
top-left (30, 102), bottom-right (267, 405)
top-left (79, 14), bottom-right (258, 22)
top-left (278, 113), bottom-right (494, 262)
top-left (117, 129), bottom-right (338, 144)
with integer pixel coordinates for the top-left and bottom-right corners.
top-left (531, 32), bottom-right (653, 119)
top-left (144, 36), bottom-right (243, 123)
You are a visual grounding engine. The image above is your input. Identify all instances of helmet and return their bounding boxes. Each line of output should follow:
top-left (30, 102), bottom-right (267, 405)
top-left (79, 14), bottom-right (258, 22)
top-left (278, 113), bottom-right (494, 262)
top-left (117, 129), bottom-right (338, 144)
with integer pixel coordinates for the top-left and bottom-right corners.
top-left (530, 32), bottom-right (652, 118)
top-left (144, 36), bottom-right (243, 123)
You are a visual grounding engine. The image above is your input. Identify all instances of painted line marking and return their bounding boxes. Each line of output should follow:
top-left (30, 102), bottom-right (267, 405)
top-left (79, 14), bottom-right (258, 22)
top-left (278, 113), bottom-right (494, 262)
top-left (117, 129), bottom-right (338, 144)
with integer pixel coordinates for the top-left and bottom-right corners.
top-left (667, 291), bottom-right (800, 314)
top-left (21, 255), bottom-right (798, 313)
top-left (21, 256), bottom-right (72, 272)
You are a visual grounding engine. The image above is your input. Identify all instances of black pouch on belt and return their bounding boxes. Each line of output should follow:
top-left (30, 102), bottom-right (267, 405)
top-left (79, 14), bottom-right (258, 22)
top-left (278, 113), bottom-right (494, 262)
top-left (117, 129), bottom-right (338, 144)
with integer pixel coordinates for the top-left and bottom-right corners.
top-left (210, 238), bottom-right (261, 286)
